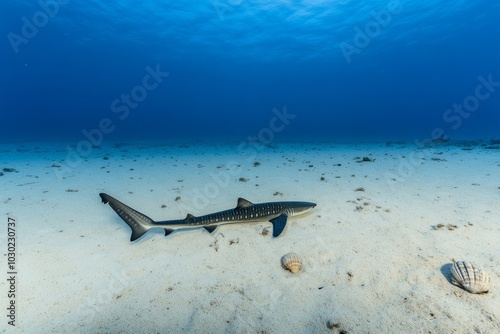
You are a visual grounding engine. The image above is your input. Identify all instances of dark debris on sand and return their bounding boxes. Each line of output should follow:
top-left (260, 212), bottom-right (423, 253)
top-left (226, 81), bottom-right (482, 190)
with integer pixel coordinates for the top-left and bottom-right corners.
top-left (354, 157), bottom-right (374, 163)
top-left (3, 168), bottom-right (18, 173)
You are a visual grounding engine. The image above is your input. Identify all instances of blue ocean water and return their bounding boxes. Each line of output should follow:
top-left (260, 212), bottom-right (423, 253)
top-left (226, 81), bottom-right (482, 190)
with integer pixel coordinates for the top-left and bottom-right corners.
top-left (1, 0), bottom-right (499, 144)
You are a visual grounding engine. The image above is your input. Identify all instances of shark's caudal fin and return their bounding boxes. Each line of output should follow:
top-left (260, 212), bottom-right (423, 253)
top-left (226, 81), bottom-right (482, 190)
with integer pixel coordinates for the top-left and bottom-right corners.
top-left (99, 193), bottom-right (154, 241)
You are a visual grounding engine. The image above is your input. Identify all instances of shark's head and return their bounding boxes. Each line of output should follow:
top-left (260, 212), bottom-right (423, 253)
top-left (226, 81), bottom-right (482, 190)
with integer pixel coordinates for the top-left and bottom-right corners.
top-left (284, 201), bottom-right (317, 216)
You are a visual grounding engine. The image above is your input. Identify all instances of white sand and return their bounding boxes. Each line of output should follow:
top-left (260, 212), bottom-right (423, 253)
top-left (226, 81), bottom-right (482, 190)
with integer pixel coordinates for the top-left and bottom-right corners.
top-left (1, 141), bottom-right (499, 333)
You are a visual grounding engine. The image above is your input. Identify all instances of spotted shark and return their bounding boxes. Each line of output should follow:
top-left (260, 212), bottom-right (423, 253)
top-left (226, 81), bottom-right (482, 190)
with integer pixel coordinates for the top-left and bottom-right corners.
top-left (99, 193), bottom-right (316, 242)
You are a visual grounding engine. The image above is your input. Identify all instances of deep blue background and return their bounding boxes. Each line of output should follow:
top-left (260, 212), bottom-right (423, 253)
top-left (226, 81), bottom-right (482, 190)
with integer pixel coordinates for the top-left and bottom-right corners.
top-left (1, 0), bottom-right (499, 143)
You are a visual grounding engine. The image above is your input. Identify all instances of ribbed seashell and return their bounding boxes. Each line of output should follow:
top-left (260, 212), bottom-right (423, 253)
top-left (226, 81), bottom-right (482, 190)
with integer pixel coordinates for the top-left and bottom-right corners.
top-left (451, 261), bottom-right (492, 294)
top-left (281, 253), bottom-right (302, 273)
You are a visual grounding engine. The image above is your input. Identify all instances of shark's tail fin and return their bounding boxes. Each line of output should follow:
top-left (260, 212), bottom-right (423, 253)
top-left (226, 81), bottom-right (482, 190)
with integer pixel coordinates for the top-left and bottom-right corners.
top-left (100, 193), bottom-right (155, 241)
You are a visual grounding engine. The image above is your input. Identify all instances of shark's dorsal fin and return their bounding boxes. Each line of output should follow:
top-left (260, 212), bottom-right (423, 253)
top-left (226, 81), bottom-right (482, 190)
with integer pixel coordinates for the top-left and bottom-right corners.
top-left (236, 198), bottom-right (254, 209)
top-left (185, 213), bottom-right (195, 220)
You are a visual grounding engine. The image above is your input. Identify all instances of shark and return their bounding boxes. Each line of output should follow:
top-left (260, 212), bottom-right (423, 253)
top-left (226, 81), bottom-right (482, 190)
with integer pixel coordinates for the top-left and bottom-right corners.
top-left (99, 193), bottom-right (316, 242)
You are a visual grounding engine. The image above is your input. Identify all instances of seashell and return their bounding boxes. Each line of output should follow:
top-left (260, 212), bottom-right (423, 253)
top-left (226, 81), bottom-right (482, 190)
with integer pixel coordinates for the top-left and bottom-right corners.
top-left (451, 261), bottom-right (492, 294)
top-left (281, 252), bottom-right (302, 273)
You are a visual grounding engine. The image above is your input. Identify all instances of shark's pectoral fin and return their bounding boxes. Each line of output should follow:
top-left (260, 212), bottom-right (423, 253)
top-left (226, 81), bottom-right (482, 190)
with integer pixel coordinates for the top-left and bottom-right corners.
top-left (164, 229), bottom-right (174, 236)
top-left (204, 226), bottom-right (217, 233)
top-left (270, 214), bottom-right (288, 237)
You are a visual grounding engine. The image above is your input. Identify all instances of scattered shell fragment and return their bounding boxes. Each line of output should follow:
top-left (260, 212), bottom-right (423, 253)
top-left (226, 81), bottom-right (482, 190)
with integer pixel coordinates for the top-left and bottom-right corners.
top-left (451, 261), bottom-right (492, 294)
top-left (281, 252), bottom-right (302, 273)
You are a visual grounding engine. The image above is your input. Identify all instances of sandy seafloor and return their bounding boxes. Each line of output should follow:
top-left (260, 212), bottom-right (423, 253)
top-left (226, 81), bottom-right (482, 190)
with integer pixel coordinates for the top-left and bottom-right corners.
top-left (1, 140), bottom-right (499, 334)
